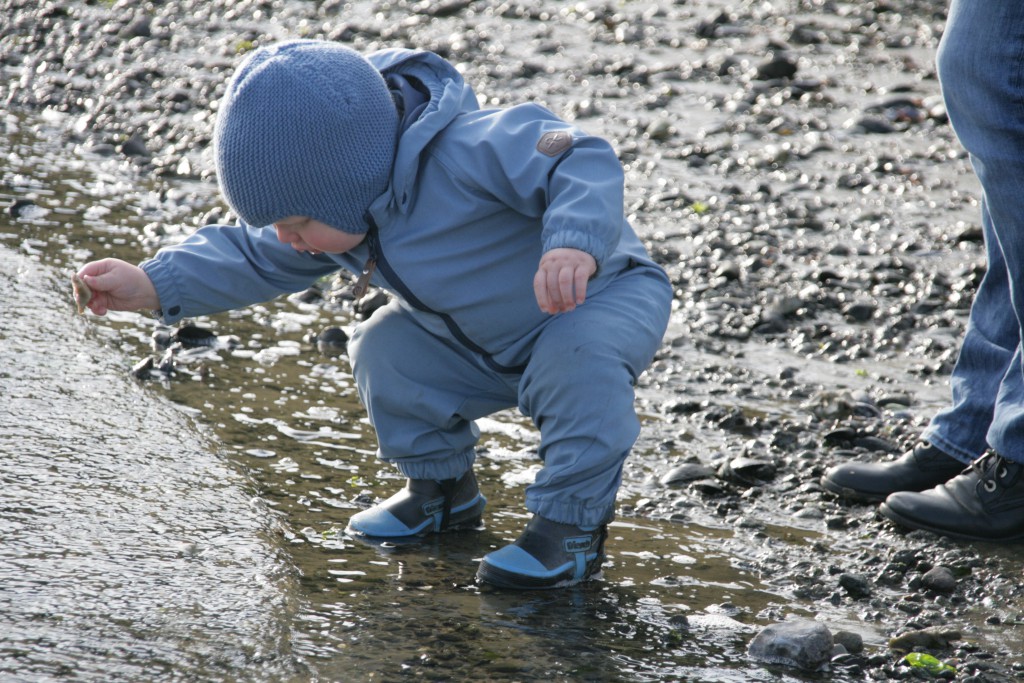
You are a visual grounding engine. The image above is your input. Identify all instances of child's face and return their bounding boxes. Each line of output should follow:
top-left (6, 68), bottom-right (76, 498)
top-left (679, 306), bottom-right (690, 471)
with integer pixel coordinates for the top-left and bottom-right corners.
top-left (273, 217), bottom-right (367, 255)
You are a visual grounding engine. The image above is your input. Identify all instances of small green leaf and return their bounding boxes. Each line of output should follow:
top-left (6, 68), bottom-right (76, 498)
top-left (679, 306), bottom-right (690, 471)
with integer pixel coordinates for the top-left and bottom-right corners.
top-left (903, 652), bottom-right (955, 675)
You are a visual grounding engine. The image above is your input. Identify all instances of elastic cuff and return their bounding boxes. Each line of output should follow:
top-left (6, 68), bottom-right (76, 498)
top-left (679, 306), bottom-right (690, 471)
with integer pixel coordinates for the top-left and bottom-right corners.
top-left (542, 229), bottom-right (604, 265)
top-left (526, 496), bottom-right (615, 528)
top-left (139, 257), bottom-right (185, 324)
top-left (386, 449), bottom-right (476, 480)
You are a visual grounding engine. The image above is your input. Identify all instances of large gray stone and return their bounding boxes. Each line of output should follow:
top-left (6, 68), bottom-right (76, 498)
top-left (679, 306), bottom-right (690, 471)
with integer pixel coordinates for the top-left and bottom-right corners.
top-left (748, 620), bottom-right (834, 671)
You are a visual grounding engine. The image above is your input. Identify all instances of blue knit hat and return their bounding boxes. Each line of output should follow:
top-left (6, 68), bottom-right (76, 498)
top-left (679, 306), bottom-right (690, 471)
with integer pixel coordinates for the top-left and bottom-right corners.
top-left (214, 40), bottom-right (398, 233)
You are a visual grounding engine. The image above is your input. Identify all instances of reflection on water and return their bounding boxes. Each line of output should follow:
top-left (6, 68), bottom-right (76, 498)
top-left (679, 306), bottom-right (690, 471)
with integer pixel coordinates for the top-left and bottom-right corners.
top-left (2, 112), bottom-right (837, 682)
top-left (282, 515), bottom-right (792, 682)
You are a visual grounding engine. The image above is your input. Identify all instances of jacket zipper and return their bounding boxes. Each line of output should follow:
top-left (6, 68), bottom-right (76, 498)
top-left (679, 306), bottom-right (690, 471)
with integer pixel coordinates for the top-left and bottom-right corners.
top-left (351, 250), bottom-right (377, 302)
top-left (364, 229), bottom-right (526, 375)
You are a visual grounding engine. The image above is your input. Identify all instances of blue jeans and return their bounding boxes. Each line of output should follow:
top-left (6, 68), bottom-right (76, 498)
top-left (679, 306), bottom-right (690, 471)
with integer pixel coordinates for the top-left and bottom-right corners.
top-left (923, 0), bottom-right (1024, 465)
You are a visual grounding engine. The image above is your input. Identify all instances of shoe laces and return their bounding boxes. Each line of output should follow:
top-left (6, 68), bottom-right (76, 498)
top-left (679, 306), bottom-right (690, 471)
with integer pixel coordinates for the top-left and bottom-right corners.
top-left (973, 452), bottom-right (1012, 493)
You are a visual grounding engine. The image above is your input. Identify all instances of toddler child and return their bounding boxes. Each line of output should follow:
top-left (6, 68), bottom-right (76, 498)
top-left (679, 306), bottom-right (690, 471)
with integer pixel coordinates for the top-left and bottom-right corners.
top-left (78, 40), bottom-right (672, 589)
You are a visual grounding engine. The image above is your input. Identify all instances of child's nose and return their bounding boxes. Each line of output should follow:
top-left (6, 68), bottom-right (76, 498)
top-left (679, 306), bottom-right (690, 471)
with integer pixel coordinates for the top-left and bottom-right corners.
top-left (275, 226), bottom-right (294, 243)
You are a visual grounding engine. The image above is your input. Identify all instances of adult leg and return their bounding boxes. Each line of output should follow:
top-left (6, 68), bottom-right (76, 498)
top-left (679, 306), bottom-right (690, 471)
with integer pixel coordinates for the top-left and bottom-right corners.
top-left (821, 0), bottom-right (1024, 503)
top-left (880, 0), bottom-right (1024, 541)
top-left (821, 200), bottom-right (1015, 501)
top-left (925, 204), bottom-right (1019, 461)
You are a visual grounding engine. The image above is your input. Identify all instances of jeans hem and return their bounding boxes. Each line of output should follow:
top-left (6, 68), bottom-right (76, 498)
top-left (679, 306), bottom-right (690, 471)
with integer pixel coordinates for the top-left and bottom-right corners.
top-left (920, 427), bottom-right (983, 465)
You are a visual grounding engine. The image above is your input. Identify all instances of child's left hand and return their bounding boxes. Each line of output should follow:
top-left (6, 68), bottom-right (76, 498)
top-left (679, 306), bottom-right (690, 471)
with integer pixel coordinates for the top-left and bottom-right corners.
top-left (534, 248), bottom-right (597, 314)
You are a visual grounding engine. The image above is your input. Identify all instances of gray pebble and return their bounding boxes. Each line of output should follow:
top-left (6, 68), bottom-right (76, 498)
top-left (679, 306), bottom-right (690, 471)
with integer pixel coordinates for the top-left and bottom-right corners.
top-left (839, 572), bottom-right (872, 600)
top-left (755, 55), bottom-right (798, 80)
top-left (833, 630), bottom-right (864, 654)
top-left (921, 565), bottom-right (957, 594)
top-left (660, 462), bottom-right (715, 486)
top-left (748, 620), bottom-right (833, 671)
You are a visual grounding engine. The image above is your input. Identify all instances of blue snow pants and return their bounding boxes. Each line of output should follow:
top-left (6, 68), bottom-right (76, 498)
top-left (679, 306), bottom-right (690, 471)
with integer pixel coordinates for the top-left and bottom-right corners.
top-left (348, 263), bottom-right (672, 528)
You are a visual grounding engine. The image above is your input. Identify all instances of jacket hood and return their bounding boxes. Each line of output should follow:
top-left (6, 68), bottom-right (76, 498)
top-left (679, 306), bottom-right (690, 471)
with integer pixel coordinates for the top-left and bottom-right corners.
top-left (367, 49), bottom-right (480, 216)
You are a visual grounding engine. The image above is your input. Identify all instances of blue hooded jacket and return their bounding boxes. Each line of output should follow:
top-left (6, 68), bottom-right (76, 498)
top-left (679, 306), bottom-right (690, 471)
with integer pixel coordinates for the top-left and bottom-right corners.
top-left (141, 49), bottom-right (668, 372)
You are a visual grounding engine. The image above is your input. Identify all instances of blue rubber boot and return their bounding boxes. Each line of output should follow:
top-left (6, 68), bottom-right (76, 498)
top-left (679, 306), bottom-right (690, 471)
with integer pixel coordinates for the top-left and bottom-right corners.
top-left (346, 470), bottom-right (486, 539)
top-left (476, 516), bottom-right (607, 589)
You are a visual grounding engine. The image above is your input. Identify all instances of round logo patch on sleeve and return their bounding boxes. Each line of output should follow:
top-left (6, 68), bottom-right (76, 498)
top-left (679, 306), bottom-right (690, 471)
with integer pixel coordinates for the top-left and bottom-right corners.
top-left (536, 130), bottom-right (573, 157)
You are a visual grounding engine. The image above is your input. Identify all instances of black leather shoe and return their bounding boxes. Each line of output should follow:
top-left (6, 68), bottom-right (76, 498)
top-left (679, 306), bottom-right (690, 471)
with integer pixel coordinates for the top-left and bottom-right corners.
top-left (879, 452), bottom-right (1024, 542)
top-left (821, 442), bottom-right (966, 502)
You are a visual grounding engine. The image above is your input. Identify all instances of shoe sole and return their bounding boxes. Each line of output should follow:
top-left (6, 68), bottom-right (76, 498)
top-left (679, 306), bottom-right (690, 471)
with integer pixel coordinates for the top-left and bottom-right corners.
top-left (820, 476), bottom-right (888, 504)
top-left (878, 503), bottom-right (1024, 543)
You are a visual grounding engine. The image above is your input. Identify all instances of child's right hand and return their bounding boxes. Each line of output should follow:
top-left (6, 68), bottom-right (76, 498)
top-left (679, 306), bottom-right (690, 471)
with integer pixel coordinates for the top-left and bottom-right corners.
top-left (75, 258), bottom-right (160, 316)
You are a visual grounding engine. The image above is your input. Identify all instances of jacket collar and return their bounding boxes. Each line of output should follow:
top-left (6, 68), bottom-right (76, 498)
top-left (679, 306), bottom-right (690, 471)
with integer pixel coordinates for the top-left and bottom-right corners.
top-left (367, 49), bottom-right (480, 217)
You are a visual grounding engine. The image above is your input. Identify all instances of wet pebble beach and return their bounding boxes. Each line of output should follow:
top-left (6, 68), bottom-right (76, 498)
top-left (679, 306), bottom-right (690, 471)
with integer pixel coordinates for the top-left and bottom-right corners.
top-left (3, 0), bottom-right (1024, 681)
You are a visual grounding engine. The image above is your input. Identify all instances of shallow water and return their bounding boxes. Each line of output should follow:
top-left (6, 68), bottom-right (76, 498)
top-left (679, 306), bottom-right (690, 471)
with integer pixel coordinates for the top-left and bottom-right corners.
top-left (0, 105), bottom-right (839, 683)
top-left (0, 245), bottom-right (301, 681)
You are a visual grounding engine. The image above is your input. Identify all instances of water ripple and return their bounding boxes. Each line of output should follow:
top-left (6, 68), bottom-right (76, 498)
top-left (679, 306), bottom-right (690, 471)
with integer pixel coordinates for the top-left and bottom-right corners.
top-left (0, 246), bottom-right (305, 682)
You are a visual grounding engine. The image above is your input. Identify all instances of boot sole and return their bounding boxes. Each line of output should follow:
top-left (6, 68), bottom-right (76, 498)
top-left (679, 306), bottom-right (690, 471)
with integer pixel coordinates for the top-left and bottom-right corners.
top-left (878, 503), bottom-right (1024, 543)
top-left (475, 555), bottom-right (604, 590)
top-left (820, 476), bottom-right (888, 503)
top-left (346, 491), bottom-right (488, 539)
top-left (346, 514), bottom-right (484, 541)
